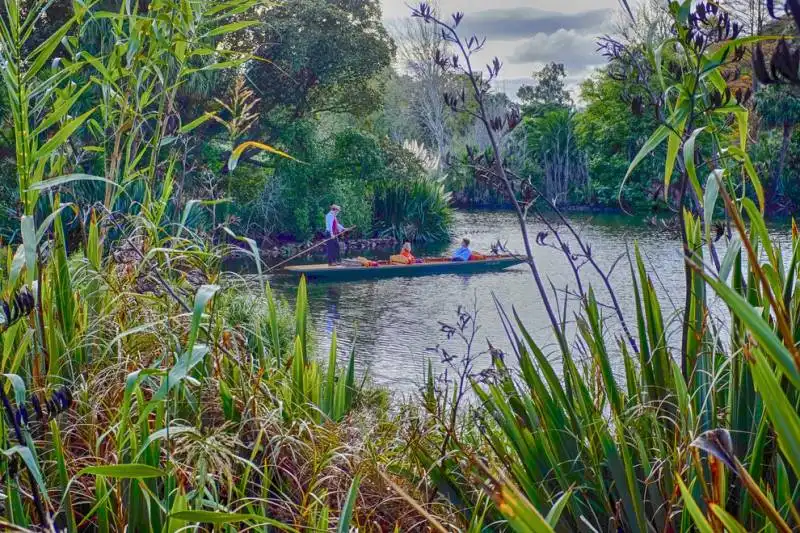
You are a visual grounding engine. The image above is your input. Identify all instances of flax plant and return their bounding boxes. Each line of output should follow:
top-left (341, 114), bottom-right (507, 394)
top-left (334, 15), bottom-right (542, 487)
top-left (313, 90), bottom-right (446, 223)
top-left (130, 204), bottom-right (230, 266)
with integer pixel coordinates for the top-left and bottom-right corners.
top-left (403, 2), bottom-right (800, 532)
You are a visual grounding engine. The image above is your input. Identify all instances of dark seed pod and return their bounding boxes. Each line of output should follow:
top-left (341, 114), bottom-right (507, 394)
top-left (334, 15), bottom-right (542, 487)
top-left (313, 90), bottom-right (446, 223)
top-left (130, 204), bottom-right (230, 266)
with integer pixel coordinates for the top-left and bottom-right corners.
top-left (789, 0), bottom-right (800, 33)
top-left (753, 44), bottom-right (774, 85)
top-left (62, 386), bottom-right (73, 409)
top-left (767, 0), bottom-right (778, 18)
top-left (31, 395), bottom-right (43, 419)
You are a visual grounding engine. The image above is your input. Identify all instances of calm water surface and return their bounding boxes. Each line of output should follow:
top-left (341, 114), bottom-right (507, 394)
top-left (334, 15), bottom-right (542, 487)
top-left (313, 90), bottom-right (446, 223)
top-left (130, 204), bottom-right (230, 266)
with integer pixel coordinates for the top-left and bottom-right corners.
top-left (269, 210), bottom-right (792, 393)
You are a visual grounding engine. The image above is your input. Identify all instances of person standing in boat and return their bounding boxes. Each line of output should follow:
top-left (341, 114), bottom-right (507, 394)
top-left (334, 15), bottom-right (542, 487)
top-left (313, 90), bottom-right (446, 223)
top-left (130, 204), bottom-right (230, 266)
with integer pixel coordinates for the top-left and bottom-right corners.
top-left (325, 204), bottom-right (343, 266)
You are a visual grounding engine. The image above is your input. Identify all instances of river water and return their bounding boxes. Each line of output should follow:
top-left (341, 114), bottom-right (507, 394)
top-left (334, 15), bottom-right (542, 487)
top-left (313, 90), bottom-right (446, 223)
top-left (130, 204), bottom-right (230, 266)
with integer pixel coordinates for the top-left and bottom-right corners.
top-left (269, 210), bottom-right (792, 393)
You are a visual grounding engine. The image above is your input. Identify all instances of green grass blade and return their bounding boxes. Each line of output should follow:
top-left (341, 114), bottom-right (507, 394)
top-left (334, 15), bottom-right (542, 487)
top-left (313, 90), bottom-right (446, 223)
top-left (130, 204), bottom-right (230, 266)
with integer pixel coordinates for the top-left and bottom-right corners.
top-left (337, 474), bottom-right (360, 533)
top-left (749, 348), bottom-right (800, 478)
top-left (323, 330), bottom-right (337, 416)
top-left (677, 477), bottom-right (713, 533)
top-left (77, 464), bottom-right (167, 479)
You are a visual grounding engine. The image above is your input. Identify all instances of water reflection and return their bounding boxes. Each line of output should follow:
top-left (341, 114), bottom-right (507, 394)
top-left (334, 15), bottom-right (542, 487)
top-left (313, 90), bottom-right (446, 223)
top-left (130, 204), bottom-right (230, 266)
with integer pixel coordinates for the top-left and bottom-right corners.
top-left (269, 210), bottom-right (792, 393)
top-left (324, 286), bottom-right (341, 334)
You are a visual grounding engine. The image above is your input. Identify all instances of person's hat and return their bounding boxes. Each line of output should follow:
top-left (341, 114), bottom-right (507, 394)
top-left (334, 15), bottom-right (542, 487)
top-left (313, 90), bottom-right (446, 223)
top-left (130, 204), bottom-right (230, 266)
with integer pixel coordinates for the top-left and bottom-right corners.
top-left (330, 204), bottom-right (341, 211)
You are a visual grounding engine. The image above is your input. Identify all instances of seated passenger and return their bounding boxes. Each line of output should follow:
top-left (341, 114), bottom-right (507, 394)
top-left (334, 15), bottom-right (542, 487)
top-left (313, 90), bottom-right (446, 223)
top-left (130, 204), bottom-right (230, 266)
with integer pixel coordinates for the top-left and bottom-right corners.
top-left (452, 238), bottom-right (472, 261)
top-left (400, 240), bottom-right (416, 263)
top-left (391, 241), bottom-right (420, 265)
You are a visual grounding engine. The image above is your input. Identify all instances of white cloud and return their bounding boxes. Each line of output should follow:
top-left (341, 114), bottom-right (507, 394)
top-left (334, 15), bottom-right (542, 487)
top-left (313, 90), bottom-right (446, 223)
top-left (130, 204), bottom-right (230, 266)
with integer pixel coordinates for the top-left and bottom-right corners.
top-left (382, 0), bottom-right (618, 97)
top-left (460, 7), bottom-right (612, 40)
top-left (510, 28), bottom-right (606, 71)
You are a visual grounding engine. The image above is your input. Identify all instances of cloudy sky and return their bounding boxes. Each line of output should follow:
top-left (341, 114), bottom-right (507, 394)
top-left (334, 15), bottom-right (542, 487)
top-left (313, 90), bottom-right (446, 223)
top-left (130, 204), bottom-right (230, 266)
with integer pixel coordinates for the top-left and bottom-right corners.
top-left (381, 0), bottom-right (621, 98)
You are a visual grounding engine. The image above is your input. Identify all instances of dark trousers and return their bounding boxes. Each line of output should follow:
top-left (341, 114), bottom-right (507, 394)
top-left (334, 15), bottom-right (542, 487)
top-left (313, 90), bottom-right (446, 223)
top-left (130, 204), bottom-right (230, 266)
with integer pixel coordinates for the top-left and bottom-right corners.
top-left (326, 234), bottom-right (340, 264)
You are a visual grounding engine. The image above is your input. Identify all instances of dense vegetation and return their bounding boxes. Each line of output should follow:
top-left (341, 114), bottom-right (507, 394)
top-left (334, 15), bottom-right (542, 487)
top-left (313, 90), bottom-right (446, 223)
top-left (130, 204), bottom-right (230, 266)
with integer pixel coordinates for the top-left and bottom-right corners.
top-left (2, 0), bottom-right (800, 532)
top-left (0, 0), bottom-right (453, 245)
top-left (442, 3), bottom-right (800, 215)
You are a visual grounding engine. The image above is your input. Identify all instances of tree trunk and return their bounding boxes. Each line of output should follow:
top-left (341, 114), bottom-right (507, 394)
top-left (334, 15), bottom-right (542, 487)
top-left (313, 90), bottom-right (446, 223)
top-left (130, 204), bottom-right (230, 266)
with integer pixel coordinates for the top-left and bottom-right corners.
top-left (768, 122), bottom-right (793, 213)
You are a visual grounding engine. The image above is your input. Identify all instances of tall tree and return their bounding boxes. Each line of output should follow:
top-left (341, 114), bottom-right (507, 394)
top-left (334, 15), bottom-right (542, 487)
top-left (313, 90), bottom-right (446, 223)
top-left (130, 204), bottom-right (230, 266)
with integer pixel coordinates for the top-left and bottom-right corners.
top-left (576, 69), bottom-right (663, 208)
top-left (393, 2), bottom-right (452, 165)
top-left (517, 62), bottom-right (571, 111)
top-left (721, 0), bottom-right (768, 35)
top-left (526, 108), bottom-right (585, 205)
top-left (244, 0), bottom-right (394, 120)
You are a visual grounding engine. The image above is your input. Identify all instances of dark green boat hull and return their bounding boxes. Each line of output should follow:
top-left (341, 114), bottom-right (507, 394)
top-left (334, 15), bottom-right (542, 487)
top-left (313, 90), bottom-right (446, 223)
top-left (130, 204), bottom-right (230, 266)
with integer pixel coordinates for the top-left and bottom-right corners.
top-left (284, 256), bottom-right (525, 282)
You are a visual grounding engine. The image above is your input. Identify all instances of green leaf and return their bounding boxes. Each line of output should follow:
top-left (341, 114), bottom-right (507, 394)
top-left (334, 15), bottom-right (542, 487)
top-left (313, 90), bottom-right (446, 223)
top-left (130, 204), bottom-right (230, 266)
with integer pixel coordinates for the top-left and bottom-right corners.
top-left (493, 480), bottom-right (555, 533)
top-left (151, 345), bottom-right (210, 404)
top-left (179, 112), bottom-right (217, 133)
top-left (179, 199), bottom-right (231, 234)
top-left (734, 108), bottom-right (748, 152)
top-left (682, 127), bottom-right (705, 202)
top-left (2, 373), bottom-right (26, 405)
top-left (27, 174), bottom-right (122, 192)
top-left (21, 216), bottom-right (36, 286)
top-left (186, 284), bottom-right (219, 356)
top-left (220, 226), bottom-right (263, 294)
top-left (168, 510), bottom-right (296, 529)
top-left (749, 348), bottom-right (800, 478)
top-left (2, 446), bottom-right (49, 504)
top-left (164, 486), bottom-right (188, 533)
top-left (337, 475), bottom-right (361, 533)
top-left (8, 245), bottom-right (25, 289)
top-left (705, 274), bottom-right (800, 390)
top-left (726, 146), bottom-right (765, 212)
top-left (32, 83), bottom-right (92, 136)
top-left (710, 505), bottom-right (748, 533)
top-left (677, 478), bottom-right (713, 533)
top-left (32, 107), bottom-right (95, 161)
top-left (184, 59), bottom-right (246, 74)
top-left (719, 235), bottom-right (741, 284)
top-left (653, 41), bottom-right (672, 92)
top-left (665, 130), bottom-right (682, 197)
top-left (621, 125), bottom-right (669, 198)
top-left (204, 20), bottom-right (261, 37)
top-left (545, 489), bottom-right (572, 528)
top-left (703, 169), bottom-right (722, 243)
top-left (77, 464), bottom-right (167, 479)
top-left (24, 18), bottom-right (76, 81)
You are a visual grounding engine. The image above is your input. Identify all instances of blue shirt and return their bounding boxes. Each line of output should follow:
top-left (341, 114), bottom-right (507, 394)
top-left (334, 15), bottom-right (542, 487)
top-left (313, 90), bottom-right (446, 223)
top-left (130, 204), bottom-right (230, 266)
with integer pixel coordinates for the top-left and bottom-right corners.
top-left (325, 211), bottom-right (339, 235)
top-left (452, 246), bottom-right (471, 261)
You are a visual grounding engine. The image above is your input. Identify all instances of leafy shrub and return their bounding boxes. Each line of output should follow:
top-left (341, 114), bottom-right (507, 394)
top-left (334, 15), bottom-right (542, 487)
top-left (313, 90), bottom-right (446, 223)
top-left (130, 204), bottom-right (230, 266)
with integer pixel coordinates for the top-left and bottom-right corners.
top-left (373, 177), bottom-right (453, 242)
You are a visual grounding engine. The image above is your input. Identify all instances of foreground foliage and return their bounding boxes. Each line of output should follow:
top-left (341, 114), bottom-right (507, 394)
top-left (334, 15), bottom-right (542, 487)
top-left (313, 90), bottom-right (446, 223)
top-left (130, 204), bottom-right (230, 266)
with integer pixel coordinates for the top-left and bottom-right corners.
top-left (5, 0), bottom-right (800, 532)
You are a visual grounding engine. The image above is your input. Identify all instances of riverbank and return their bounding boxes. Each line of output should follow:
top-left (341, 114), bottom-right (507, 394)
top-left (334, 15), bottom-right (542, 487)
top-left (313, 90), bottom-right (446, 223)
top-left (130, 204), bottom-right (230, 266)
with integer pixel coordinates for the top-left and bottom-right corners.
top-left (254, 236), bottom-right (401, 261)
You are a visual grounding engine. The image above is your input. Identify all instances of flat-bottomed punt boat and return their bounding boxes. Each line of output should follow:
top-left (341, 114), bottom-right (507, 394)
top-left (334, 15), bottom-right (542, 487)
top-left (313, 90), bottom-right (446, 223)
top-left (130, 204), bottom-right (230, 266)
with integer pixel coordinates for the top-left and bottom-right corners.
top-left (284, 255), bottom-right (525, 282)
